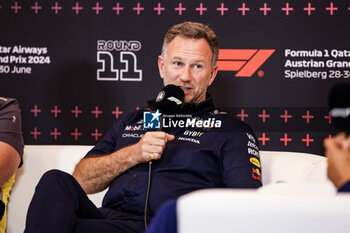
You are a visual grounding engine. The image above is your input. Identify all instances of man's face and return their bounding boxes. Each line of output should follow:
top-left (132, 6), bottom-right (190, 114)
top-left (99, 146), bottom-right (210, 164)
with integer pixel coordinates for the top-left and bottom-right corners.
top-left (158, 36), bottom-right (218, 104)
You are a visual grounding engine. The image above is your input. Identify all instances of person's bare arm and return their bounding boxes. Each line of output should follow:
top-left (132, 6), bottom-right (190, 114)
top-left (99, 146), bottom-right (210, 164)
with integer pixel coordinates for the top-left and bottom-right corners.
top-left (0, 142), bottom-right (21, 187)
top-left (73, 132), bottom-right (174, 194)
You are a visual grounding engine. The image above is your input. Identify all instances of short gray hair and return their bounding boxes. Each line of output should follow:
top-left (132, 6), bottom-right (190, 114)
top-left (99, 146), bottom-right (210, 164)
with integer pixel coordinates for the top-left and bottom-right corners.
top-left (161, 22), bottom-right (219, 67)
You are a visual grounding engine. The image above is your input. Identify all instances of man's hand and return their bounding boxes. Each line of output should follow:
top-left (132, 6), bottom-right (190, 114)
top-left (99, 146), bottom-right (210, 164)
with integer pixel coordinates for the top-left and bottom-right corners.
top-left (133, 131), bottom-right (175, 163)
top-left (324, 133), bottom-right (350, 189)
top-left (73, 131), bottom-right (174, 194)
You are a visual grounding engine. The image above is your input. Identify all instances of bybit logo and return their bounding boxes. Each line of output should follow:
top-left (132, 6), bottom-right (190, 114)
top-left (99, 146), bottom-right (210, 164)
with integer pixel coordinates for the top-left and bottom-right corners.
top-left (217, 49), bottom-right (275, 77)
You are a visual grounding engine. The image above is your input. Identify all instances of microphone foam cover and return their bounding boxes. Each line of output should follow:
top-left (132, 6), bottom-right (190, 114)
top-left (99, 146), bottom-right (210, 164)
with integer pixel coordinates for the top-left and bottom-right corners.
top-left (155, 84), bottom-right (184, 114)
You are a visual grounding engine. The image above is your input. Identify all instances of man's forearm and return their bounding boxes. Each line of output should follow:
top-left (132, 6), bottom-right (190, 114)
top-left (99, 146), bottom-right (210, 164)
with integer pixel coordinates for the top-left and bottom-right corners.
top-left (73, 131), bottom-right (173, 194)
top-left (73, 144), bottom-right (140, 194)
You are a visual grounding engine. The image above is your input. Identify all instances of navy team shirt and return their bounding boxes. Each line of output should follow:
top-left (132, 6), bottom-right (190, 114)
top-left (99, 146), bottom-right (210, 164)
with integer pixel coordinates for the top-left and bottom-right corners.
top-left (86, 95), bottom-right (262, 216)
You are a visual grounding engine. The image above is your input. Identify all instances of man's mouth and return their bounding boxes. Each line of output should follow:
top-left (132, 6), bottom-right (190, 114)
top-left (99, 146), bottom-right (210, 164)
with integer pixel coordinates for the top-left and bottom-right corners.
top-left (179, 86), bottom-right (192, 93)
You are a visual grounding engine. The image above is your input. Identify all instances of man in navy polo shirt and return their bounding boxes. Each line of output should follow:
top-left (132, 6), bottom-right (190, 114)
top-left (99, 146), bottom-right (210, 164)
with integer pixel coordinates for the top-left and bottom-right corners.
top-left (25, 22), bottom-right (262, 233)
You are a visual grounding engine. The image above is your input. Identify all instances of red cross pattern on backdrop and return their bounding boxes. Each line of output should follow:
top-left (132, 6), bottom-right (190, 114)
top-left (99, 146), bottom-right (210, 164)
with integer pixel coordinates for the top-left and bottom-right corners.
top-left (233, 107), bottom-right (336, 152)
top-left (3, 2), bottom-right (347, 16)
top-left (28, 105), bottom-right (137, 142)
top-left (4, 0), bottom-right (346, 156)
top-left (26, 105), bottom-right (336, 154)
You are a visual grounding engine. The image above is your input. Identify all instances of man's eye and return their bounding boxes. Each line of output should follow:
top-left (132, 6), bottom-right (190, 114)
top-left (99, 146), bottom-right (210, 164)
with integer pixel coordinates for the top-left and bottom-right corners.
top-left (194, 64), bottom-right (202, 69)
top-left (174, 62), bottom-right (182, 66)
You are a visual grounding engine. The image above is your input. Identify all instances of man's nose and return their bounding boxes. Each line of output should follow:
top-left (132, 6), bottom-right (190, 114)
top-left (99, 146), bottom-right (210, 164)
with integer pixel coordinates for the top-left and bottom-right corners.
top-left (179, 66), bottom-right (192, 82)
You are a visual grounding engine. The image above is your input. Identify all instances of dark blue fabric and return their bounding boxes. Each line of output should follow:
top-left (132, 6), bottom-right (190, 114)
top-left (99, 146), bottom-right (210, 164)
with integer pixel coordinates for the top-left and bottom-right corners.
top-left (24, 170), bottom-right (146, 233)
top-left (145, 200), bottom-right (177, 233)
top-left (0, 200), bottom-right (4, 221)
top-left (338, 181), bottom-right (350, 192)
top-left (86, 95), bottom-right (262, 216)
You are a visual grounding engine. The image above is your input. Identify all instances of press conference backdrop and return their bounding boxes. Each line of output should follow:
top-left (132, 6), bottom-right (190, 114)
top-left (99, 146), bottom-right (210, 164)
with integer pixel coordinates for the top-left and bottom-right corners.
top-left (1, 0), bottom-right (349, 155)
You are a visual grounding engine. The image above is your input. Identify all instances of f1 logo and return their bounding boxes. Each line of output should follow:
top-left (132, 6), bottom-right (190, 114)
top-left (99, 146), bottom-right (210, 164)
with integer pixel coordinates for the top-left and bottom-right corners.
top-left (217, 49), bottom-right (275, 77)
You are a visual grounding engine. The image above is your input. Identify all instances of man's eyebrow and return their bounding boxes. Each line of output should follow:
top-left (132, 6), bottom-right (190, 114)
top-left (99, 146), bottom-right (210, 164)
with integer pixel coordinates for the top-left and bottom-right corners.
top-left (172, 56), bottom-right (183, 60)
top-left (170, 56), bottom-right (208, 65)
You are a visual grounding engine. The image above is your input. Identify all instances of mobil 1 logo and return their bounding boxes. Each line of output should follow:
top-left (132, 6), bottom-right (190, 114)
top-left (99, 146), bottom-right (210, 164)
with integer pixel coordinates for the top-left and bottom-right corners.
top-left (97, 40), bottom-right (142, 81)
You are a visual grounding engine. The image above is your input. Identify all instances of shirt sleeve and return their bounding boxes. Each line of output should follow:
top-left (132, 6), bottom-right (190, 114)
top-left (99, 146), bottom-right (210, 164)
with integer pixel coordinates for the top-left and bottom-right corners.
top-left (0, 98), bottom-right (24, 167)
top-left (338, 181), bottom-right (350, 193)
top-left (220, 130), bottom-right (262, 189)
top-left (85, 120), bottom-right (123, 157)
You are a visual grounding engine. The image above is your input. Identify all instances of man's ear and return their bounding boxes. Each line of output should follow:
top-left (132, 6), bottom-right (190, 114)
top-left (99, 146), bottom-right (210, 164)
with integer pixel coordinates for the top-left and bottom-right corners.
top-left (158, 55), bottom-right (165, 79)
top-left (208, 65), bottom-right (218, 87)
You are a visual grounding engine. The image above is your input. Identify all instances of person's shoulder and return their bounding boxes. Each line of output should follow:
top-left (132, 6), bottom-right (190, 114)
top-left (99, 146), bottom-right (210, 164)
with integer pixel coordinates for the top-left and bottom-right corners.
top-left (0, 97), bottom-right (19, 110)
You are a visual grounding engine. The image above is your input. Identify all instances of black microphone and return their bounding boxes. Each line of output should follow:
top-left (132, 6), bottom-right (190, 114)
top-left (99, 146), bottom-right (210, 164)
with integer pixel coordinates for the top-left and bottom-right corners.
top-left (155, 84), bottom-right (184, 114)
top-left (329, 83), bottom-right (350, 134)
top-left (144, 85), bottom-right (184, 229)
